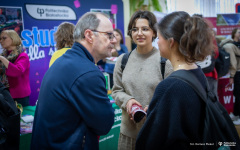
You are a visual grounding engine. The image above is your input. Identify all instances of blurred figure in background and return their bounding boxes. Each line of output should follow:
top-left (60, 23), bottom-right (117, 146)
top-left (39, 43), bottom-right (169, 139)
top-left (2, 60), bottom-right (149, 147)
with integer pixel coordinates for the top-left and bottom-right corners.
top-left (49, 22), bottom-right (75, 67)
top-left (222, 28), bottom-right (240, 125)
top-left (0, 30), bottom-right (31, 107)
top-left (193, 14), bottom-right (219, 98)
top-left (203, 29), bottom-right (219, 98)
top-left (104, 28), bottom-right (128, 88)
top-left (113, 29), bottom-right (129, 56)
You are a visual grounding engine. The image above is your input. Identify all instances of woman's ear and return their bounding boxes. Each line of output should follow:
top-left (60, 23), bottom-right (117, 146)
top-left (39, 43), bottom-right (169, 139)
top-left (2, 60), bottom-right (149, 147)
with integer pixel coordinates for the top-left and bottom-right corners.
top-left (168, 38), bottom-right (174, 48)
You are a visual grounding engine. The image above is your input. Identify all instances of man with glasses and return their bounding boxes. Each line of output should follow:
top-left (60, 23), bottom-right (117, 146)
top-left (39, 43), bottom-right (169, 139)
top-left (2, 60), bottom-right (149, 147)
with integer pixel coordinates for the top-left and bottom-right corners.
top-left (31, 12), bottom-right (115, 150)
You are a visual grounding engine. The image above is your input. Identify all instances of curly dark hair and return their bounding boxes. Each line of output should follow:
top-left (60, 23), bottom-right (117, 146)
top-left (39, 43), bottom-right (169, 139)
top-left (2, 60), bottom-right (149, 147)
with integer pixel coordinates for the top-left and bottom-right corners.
top-left (157, 11), bottom-right (213, 63)
top-left (54, 22), bottom-right (75, 50)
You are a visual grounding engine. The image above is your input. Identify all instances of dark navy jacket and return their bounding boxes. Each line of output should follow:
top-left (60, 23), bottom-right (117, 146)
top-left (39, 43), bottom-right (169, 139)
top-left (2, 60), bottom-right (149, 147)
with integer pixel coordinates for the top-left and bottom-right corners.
top-left (31, 42), bottom-right (115, 150)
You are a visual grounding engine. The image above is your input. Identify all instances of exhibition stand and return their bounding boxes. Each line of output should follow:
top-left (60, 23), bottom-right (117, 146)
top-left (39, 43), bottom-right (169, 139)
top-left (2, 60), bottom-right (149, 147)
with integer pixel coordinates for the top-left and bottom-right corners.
top-left (99, 101), bottom-right (121, 150)
top-left (218, 77), bottom-right (234, 113)
top-left (19, 97), bottom-right (122, 150)
top-left (20, 106), bottom-right (36, 150)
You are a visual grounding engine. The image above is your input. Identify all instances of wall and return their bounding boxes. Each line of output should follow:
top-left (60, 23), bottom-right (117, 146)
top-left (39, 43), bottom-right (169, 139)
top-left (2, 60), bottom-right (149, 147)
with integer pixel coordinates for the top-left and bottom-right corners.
top-left (0, 0), bottom-right (124, 105)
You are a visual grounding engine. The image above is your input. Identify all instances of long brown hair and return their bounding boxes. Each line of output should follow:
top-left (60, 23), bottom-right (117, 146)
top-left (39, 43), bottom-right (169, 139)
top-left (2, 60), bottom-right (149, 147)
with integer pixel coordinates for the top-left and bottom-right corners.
top-left (114, 29), bottom-right (124, 44)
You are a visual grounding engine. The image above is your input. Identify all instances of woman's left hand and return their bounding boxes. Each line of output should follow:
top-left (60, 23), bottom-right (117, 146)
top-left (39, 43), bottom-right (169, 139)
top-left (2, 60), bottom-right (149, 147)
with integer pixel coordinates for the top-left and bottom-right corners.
top-left (0, 56), bottom-right (10, 68)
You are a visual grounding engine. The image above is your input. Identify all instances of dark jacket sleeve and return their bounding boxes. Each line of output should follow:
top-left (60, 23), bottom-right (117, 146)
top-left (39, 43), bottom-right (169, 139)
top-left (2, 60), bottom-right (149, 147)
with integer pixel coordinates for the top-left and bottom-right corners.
top-left (68, 70), bottom-right (115, 135)
top-left (136, 78), bottom-right (204, 150)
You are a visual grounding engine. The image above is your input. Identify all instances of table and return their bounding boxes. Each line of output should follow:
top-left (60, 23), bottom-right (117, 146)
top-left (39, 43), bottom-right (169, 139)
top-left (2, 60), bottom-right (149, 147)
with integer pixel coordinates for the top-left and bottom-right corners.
top-left (99, 103), bottom-right (121, 150)
top-left (19, 102), bottom-right (122, 150)
top-left (20, 106), bottom-right (36, 150)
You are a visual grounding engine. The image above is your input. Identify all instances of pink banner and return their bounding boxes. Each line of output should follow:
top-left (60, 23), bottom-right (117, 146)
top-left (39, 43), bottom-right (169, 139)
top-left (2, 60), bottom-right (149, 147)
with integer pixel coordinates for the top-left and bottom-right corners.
top-left (217, 25), bottom-right (240, 35)
top-left (218, 78), bottom-right (234, 113)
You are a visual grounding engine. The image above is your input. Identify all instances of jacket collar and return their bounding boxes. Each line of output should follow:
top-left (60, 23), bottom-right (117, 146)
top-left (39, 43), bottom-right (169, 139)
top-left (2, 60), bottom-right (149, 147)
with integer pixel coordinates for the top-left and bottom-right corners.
top-left (72, 42), bottom-right (95, 63)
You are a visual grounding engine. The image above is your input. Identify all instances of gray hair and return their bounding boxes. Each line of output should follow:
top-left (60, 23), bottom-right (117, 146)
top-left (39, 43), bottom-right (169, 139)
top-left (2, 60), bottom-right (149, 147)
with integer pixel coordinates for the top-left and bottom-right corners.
top-left (73, 12), bottom-right (108, 41)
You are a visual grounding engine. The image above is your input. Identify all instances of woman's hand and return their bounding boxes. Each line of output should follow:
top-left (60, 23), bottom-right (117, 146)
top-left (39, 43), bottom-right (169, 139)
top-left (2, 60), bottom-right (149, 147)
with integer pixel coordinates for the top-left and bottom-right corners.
top-left (111, 49), bottom-right (118, 57)
top-left (143, 105), bottom-right (148, 113)
top-left (0, 56), bottom-right (9, 68)
top-left (126, 98), bottom-right (142, 120)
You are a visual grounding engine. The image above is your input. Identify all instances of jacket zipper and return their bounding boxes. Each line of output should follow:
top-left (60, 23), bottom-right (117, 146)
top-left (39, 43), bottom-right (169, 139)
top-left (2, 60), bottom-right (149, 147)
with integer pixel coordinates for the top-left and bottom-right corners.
top-left (82, 136), bottom-right (86, 149)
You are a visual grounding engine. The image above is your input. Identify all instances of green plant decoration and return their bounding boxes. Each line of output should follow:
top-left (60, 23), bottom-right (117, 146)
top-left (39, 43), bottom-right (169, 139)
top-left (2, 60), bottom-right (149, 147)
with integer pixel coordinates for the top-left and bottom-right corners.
top-left (129, 0), bottom-right (163, 16)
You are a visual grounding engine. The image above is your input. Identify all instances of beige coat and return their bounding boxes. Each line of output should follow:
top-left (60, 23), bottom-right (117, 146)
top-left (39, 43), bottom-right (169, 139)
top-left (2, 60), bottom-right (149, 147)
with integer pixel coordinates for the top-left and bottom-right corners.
top-left (220, 39), bottom-right (240, 77)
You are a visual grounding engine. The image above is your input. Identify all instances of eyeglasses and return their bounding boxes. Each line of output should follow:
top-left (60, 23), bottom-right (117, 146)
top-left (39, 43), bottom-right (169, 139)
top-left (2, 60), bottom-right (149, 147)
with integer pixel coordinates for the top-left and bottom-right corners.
top-left (91, 30), bottom-right (115, 41)
top-left (130, 26), bottom-right (151, 35)
top-left (0, 37), bottom-right (7, 41)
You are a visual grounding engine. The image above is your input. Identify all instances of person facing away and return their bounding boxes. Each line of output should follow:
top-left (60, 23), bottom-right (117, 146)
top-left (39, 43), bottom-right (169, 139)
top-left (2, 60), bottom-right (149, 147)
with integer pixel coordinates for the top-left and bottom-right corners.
top-left (104, 28), bottom-right (128, 88)
top-left (31, 12), bottom-right (115, 150)
top-left (112, 10), bottom-right (173, 150)
top-left (49, 22), bottom-right (75, 67)
top-left (0, 30), bottom-right (31, 107)
top-left (202, 29), bottom-right (219, 98)
top-left (136, 11), bottom-right (214, 149)
top-left (193, 14), bottom-right (219, 98)
top-left (222, 28), bottom-right (240, 125)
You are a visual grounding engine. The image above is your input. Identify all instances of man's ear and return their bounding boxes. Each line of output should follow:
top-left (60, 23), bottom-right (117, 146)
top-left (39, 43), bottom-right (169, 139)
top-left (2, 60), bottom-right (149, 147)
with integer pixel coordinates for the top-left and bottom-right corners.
top-left (84, 29), bottom-right (93, 43)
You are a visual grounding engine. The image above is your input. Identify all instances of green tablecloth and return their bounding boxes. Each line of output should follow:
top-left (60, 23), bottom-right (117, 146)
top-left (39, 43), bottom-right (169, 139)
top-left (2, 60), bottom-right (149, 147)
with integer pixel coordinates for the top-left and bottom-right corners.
top-left (20, 106), bottom-right (36, 150)
top-left (22, 106), bottom-right (36, 116)
top-left (99, 103), bottom-right (121, 150)
top-left (19, 103), bottom-right (122, 150)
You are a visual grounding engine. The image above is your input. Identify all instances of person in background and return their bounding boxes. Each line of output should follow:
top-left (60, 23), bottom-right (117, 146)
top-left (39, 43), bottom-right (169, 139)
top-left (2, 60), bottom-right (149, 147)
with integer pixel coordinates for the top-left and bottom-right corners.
top-left (232, 28), bottom-right (240, 48)
top-left (0, 30), bottom-right (31, 107)
top-left (204, 29), bottom-right (219, 97)
top-left (112, 10), bottom-right (173, 150)
top-left (104, 28), bottom-right (128, 88)
top-left (222, 28), bottom-right (240, 125)
top-left (136, 11), bottom-right (213, 149)
top-left (49, 22), bottom-right (75, 67)
top-left (113, 29), bottom-right (129, 55)
top-left (31, 12), bottom-right (115, 149)
top-left (193, 14), bottom-right (219, 98)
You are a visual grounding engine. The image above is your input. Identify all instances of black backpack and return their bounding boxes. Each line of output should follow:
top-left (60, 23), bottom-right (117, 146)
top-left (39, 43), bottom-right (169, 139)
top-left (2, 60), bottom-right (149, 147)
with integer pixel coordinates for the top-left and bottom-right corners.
top-left (0, 82), bottom-right (20, 150)
top-left (170, 70), bottom-right (240, 150)
top-left (215, 45), bottom-right (230, 78)
top-left (121, 50), bottom-right (167, 79)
